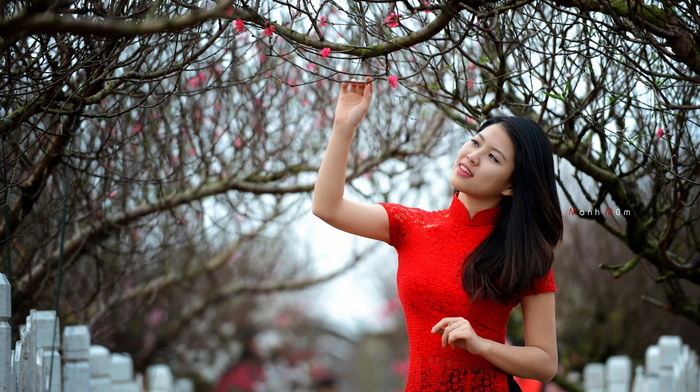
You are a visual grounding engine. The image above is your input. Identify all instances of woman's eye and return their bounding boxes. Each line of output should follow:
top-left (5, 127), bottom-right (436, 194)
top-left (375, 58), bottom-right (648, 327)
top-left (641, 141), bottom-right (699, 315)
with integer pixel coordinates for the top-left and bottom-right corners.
top-left (470, 139), bottom-right (479, 146)
top-left (489, 154), bottom-right (499, 163)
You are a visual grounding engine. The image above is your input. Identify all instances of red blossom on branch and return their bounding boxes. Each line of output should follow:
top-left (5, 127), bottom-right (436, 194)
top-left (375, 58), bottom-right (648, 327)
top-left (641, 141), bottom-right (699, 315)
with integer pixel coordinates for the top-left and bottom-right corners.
top-left (388, 75), bottom-right (398, 88)
top-left (385, 13), bottom-right (400, 28)
top-left (234, 20), bottom-right (245, 33)
top-left (320, 47), bottom-right (331, 58)
top-left (319, 16), bottom-right (327, 27)
top-left (263, 23), bottom-right (275, 37)
top-left (657, 128), bottom-right (664, 138)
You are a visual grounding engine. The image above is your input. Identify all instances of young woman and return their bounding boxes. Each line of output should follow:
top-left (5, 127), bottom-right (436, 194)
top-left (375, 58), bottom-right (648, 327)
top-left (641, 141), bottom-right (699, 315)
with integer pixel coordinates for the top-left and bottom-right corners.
top-left (312, 78), bottom-right (562, 391)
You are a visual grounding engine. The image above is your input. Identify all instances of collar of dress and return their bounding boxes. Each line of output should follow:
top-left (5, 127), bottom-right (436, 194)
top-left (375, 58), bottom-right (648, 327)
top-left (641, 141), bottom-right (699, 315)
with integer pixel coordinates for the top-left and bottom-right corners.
top-left (449, 193), bottom-right (501, 227)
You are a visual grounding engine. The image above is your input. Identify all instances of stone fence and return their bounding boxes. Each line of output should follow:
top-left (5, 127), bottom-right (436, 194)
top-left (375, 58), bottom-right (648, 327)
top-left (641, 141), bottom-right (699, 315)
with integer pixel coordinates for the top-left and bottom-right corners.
top-left (582, 335), bottom-right (698, 392)
top-left (1, 273), bottom-right (193, 392)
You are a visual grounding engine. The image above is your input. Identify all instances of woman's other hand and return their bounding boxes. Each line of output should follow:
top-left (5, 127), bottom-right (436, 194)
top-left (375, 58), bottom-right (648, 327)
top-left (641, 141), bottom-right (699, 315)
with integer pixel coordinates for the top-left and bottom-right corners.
top-left (431, 317), bottom-right (489, 355)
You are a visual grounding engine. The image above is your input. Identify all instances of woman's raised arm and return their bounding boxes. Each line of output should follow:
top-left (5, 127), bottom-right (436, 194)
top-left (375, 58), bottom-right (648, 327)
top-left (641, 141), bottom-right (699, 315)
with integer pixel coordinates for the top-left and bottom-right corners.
top-left (312, 78), bottom-right (390, 243)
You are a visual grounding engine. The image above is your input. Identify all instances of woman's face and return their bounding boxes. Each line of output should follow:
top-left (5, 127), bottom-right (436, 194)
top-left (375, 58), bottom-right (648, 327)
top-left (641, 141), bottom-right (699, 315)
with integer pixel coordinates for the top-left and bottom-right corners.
top-left (450, 123), bottom-right (516, 202)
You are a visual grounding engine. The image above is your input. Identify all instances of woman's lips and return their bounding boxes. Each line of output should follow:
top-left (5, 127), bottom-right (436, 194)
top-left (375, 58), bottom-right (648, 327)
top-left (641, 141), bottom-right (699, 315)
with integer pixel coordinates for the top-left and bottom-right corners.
top-left (458, 163), bottom-right (473, 177)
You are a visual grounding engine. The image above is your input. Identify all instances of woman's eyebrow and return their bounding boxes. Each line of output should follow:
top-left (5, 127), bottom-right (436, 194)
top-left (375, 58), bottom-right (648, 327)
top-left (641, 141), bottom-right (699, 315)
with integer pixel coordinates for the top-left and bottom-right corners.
top-left (477, 133), bottom-right (507, 162)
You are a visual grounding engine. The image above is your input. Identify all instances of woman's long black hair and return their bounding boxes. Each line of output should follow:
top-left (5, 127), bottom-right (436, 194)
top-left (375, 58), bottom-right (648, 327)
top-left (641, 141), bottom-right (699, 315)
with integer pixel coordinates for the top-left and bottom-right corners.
top-left (462, 116), bottom-right (563, 303)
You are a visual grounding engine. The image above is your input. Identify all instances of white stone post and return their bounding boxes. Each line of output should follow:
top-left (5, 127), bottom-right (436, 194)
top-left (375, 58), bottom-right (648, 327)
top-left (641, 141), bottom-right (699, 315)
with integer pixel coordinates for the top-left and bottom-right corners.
top-left (35, 311), bottom-right (61, 392)
top-left (173, 379), bottom-right (193, 392)
top-left (16, 320), bottom-right (36, 391)
top-left (135, 373), bottom-right (145, 392)
top-left (631, 365), bottom-right (645, 392)
top-left (0, 274), bottom-right (11, 392)
top-left (659, 335), bottom-right (682, 392)
top-left (687, 348), bottom-right (698, 392)
top-left (644, 345), bottom-right (661, 392)
top-left (63, 326), bottom-right (90, 392)
top-left (583, 362), bottom-right (606, 392)
top-left (605, 355), bottom-right (632, 392)
top-left (12, 340), bottom-right (24, 392)
top-left (111, 353), bottom-right (138, 392)
top-left (90, 345), bottom-right (113, 392)
top-left (147, 364), bottom-right (173, 392)
top-left (676, 345), bottom-right (689, 392)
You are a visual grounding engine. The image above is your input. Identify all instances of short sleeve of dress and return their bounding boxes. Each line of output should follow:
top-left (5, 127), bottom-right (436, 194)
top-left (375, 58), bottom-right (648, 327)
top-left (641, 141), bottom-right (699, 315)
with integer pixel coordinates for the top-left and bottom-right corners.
top-left (522, 268), bottom-right (557, 297)
top-left (379, 203), bottom-right (410, 249)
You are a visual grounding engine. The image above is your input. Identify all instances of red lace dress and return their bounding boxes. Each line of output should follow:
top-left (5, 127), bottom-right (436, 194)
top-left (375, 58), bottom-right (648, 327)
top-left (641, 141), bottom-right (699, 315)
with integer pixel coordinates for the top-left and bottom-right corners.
top-left (380, 195), bottom-right (556, 392)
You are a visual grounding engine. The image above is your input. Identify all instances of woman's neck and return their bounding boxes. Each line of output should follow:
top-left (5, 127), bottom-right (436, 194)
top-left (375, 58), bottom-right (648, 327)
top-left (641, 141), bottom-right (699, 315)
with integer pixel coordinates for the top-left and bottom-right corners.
top-left (457, 192), bottom-right (502, 220)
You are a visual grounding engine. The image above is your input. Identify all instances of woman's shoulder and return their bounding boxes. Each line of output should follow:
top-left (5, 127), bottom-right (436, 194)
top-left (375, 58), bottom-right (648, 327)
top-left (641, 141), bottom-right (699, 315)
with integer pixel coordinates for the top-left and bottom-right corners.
top-left (380, 202), bottom-right (429, 215)
top-left (380, 202), bottom-right (449, 225)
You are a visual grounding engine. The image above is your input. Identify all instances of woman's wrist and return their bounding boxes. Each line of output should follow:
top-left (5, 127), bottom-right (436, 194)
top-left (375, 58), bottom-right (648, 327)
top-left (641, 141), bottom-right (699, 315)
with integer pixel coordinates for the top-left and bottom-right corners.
top-left (332, 120), bottom-right (357, 130)
top-left (468, 335), bottom-right (493, 357)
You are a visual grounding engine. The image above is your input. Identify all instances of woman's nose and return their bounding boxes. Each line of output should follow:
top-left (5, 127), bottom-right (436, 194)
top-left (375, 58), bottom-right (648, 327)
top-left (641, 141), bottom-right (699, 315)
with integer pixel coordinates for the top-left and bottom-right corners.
top-left (467, 153), bottom-right (478, 164)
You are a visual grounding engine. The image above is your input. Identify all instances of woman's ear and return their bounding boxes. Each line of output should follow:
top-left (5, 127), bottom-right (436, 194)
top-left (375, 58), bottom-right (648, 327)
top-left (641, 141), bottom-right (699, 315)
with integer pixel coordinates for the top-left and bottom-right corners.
top-left (501, 185), bottom-right (513, 197)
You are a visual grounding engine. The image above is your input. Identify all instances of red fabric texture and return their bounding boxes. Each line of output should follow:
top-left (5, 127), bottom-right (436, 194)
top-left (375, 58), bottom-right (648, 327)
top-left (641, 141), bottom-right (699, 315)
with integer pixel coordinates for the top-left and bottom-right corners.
top-left (514, 376), bottom-right (544, 392)
top-left (380, 194), bottom-right (556, 392)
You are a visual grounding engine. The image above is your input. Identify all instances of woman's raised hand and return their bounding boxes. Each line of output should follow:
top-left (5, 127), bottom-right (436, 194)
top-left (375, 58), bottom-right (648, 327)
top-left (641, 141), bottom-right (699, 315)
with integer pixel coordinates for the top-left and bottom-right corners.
top-left (334, 77), bottom-right (373, 129)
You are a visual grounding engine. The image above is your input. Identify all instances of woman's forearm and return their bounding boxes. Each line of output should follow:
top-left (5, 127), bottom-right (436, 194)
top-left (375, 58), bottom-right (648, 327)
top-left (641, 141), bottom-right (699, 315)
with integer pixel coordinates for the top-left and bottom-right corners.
top-left (312, 122), bottom-right (355, 221)
top-left (480, 340), bottom-right (558, 383)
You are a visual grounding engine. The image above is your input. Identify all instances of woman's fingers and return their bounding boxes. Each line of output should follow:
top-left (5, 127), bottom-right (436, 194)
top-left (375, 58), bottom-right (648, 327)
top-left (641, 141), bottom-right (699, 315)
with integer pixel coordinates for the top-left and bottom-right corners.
top-left (431, 317), bottom-right (462, 333)
top-left (431, 317), bottom-right (475, 349)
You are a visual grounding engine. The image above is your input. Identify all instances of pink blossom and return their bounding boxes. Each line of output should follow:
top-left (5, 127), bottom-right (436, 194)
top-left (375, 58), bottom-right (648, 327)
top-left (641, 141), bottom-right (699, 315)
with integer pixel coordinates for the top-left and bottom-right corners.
top-left (147, 308), bottom-right (165, 327)
top-left (234, 19), bottom-right (245, 33)
top-left (387, 75), bottom-right (399, 88)
top-left (319, 16), bottom-right (327, 27)
top-left (108, 190), bottom-right (117, 199)
top-left (276, 313), bottom-right (292, 328)
top-left (390, 359), bottom-right (410, 376)
top-left (424, 1), bottom-right (432, 12)
top-left (657, 128), bottom-right (664, 138)
top-left (234, 138), bottom-right (243, 148)
top-left (288, 78), bottom-right (299, 93)
top-left (379, 297), bottom-right (402, 318)
top-left (320, 47), bottom-right (331, 58)
top-left (225, 7), bottom-right (234, 17)
top-left (263, 23), bottom-right (275, 37)
top-left (187, 76), bottom-right (201, 88)
top-left (385, 13), bottom-right (400, 28)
